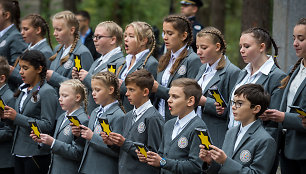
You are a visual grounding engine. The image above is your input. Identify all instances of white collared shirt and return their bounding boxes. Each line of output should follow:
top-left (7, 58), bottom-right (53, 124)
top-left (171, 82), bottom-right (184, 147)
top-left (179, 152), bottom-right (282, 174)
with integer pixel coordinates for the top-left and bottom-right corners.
top-left (0, 24), bottom-right (14, 38)
top-left (132, 100), bottom-right (153, 122)
top-left (196, 57), bottom-right (222, 116)
top-left (94, 47), bottom-right (121, 71)
top-left (228, 56), bottom-right (274, 129)
top-left (0, 84), bottom-right (6, 91)
top-left (94, 101), bottom-right (118, 125)
top-left (158, 45), bottom-right (187, 118)
top-left (120, 49), bottom-right (149, 80)
top-left (172, 110), bottom-right (197, 140)
top-left (287, 59), bottom-right (306, 112)
top-left (234, 121), bottom-right (256, 151)
top-left (28, 38), bottom-right (47, 50)
top-left (60, 44), bottom-right (72, 59)
top-left (19, 85), bottom-right (31, 112)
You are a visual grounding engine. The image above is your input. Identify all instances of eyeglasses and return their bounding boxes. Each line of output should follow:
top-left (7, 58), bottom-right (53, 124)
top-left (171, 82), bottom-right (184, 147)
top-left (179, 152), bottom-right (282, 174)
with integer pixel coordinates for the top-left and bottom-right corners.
top-left (231, 100), bottom-right (255, 108)
top-left (92, 35), bottom-right (112, 40)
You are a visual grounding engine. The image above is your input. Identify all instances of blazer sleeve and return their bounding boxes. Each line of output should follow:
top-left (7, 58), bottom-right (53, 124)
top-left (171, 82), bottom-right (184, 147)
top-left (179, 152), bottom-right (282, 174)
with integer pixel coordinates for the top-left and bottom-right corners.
top-left (161, 131), bottom-right (203, 173)
top-left (145, 116), bottom-right (164, 152)
top-left (82, 73), bottom-right (93, 89)
top-left (51, 117), bottom-right (88, 161)
top-left (145, 58), bottom-right (158, 79)
top-left (79, 51), bottom-right (94, 71)
top-left (0, 122), bottom-right (14, 142)
top-left (186, 55), bottom-right (201, 79)
top-left (48, 71), bottom-right (70, 88)
top-left (283, 112), bottom-right (306, 132)
top-left (9, 34), bottom-right (27, 64)
top-left (203, 65), bottom-right (240, 119)
top-left (13, 86), bottom-right (58, 134)
top-left (218, 138), bottom-right (276, 174)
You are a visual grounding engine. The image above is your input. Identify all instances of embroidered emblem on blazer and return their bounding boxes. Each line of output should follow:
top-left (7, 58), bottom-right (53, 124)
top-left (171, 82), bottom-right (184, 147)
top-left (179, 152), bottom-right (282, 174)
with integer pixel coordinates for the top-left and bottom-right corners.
top-left (178, 65), bottom-right (187, 75)
top-left (63, 126), bottom-right (71, 136)
top-left (63, 59), bottom-right (73, 69)
top-left (178, 137), bottom-right (188, 148)
top-left (138, 122), bottom-right (146, 133)
top-left (240, 150), bottom-right (252, 163)
top-left (0, 40), bottom-right (6, 47)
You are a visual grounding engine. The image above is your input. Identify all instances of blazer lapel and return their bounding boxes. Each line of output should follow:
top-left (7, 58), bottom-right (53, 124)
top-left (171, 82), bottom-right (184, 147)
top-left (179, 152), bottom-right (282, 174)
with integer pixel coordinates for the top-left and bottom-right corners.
top-left (225, 126), bottom-right (240, 158)
top-left (195, 64), bottom-right (207, 81)
top-left (232, 120), bottom-right (261, 157)
top-left (55, 115), bottom-right (66, 137)
top-left (169, 117), bottom-right (197, 146)
top-left (292, 78), bottom-right (306, 105)
top-left (0, 25), bottom-right (15, 42)
top-left (202, 70), bottom-right (223, 94)
top-left (20, 83), bottom-right (40, 113)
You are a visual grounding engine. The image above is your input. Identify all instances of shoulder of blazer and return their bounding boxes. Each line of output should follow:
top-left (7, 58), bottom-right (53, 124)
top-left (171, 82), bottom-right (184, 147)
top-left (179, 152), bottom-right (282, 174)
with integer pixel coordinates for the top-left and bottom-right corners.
top-left (269, 64), bottom-right (286, 77)
top-left (164, 117), bottom-right (176, 127)
top-left (6, 25), bottom-right (20, 36)
top-left (72, 40), bottom-right (89, 55)
top-left (145, 55), bottom-right (158, 65)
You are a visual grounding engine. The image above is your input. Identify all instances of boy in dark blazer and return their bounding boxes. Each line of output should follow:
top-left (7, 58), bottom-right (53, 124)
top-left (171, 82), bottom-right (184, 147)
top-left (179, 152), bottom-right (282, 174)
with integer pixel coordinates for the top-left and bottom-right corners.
top-left (140, 78), bottom-right (206, 174)
top-left (200, 84), bottom-right (276, 174)
top-left (0, 57), bottom-right (15, 174)
top-left (106, 69), bottom-right (164, 174)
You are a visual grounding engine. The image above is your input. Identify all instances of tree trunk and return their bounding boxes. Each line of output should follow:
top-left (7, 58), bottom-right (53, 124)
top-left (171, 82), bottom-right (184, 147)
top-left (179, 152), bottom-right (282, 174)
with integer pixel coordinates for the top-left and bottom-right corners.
top-left (63, 0), bottom-right (78, 13)
top-left (169, 0), bottom-right (175, 14)
top-left (196, 0), bottom-right (211, 28)
top-left (211, 0), bottom-right (225, 33)
top-left (239, 0), bottom-right (271, 68)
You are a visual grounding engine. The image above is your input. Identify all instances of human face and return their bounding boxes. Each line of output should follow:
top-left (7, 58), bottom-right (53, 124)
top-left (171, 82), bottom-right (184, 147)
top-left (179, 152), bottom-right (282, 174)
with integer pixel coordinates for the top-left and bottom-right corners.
top-left (180, 4), bottom-right (197, 17)
top-left (293, 24), bottom-right (306, 59)
top-left (91, 79), bottom-right (114, 107)
top-left (239, 33), bottom-right (263, 64)
top-left (52, 19), bottom-right (75, 46)
top-left (167, 86), bottom-right (191, 118)
top-left (125, 83), bottom-right (147, 108)
top-left (76, 15), bottom-right (88, 33)
top-left (93, 26), bottom-right (113, 55)
top-left (124, 26), bottom-right (139, 55)
top-left (163, 22), bottom-right (186, 53)
top-left (21, 19), bottom-right (40, 44)
top-left (231, 95), bottom-right (257, 126)
top-left (196, 36), bottom-right (221, 65)
top-left (59, 84), bottom-right (80, 114)
top-left (19, 60), bottom-right (42, 87)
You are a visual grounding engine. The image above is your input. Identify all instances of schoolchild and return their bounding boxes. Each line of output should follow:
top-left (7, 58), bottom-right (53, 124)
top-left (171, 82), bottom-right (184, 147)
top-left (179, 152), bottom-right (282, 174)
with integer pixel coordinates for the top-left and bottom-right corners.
top-left (47, 11), bottom-right (93, 89)
top-left (10, 13), bottom-right (54, 90)
top-left (106, 69), bottom-right (164, 174)
top-left (195, 27), bottom-right (240, 147)
top-left (72, 71), bottom-right (125, 174)
top-left (200, 84), bottom-right (276, 174)
top-left (30, 79), bottom-right (88, 174)
top-left (117, 21), bottom-right (158, 112)
top-left (215, 28), bottom-right (286, 173)
top-left (0, 56), bottom-right (15, 174)
top-left (140, 78), bottom-right (206, 174)
top-left (3, 50), bottom-right (58, 174)
top-left (72, 21), bottom-right (125, 113)
top-left (152, 15), bottom-right (201, 121)
top-left (264, 18), bottom-right (306, 174)
top-left (0, 0), bottom-right (27, 66)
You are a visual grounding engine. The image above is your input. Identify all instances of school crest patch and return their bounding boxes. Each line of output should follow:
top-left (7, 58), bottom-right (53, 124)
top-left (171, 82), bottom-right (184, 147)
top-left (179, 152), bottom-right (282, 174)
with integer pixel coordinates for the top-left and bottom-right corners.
top-left (240, 150), bottom-right (252, 163)
top-left (178, 137), bottom-right (188, 148)
top-left (0, 40), bottom-right (6, 47)
top-left (178, 65), bottom-right (186, 76)
top-left (137, 122), bottom-right (146, 133)
top-left (94, 125), bottom-right (102, 134)
top-left (63, 126), bottom-right (71, 136)
top-left (63, 59), bottom-right (73, 69)
top-left (31, 94), bottom-right (40, 103)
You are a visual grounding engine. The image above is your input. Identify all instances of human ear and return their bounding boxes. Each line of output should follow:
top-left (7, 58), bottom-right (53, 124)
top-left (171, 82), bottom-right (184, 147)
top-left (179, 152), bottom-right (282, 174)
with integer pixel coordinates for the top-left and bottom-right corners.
top-left (108, 86), bottom-right (115, 95)
top-left (181, 31), bottom-right (188, 42)
top-left (35, 26), bottom-right (42, 35)
top-left (215, 43), bottom-right (221, 52)
top-left (0, 74), bottom-right (6, 83)
top-left (259, 43), bottom-right (266, 53)
top-left (252, 105), bottom-right (261, 115)
top-left (75, 93), bottom-right (81, 103)
top-left (70, 26), bottom-right (76, 35)
top-left (187, 96), bottom-right (195, 107)
top-left (143, 88), bottom-right (150, 97)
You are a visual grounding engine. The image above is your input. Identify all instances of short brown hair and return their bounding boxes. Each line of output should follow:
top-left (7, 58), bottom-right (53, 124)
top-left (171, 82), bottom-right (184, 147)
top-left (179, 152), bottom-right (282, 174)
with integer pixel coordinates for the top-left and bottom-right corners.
top-left (171, 78), bottom-right (202, 108)
top-left (125, 69), bottom-right (154, 93)
top-left (0, 56), bottom-right (9, 82)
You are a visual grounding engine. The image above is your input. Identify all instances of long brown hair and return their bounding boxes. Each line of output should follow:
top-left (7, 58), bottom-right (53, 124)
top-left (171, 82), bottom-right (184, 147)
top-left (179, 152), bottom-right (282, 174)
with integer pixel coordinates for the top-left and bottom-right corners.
top-left (157, 15), bottom-right (192, 74)
top-left (279, 18), bottom-right (306, 89)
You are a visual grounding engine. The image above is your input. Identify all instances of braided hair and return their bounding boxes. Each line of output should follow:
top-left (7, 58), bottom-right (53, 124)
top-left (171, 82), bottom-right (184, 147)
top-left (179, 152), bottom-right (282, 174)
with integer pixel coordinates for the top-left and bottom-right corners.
top-left (197, 26), bottom-right (227, 70)
top-left (49, 11), bottom-right (80, 65)
top-left (280, 18), bottom-right (306, 89)
top-left (92, 71), bottom-right (126, 113)
top-left (0, 0), bottom-right (21, 31)
top-left (116, 21), bottom-right (156, 76)
top-left (22, 13), bottom-right (53, 50)
top-left (242, 27), bottom-right (280, 69)
top-left (14, 50), bottom-right (47, 102)
top-left (158, 15), bottom-right (193, 74)
top-left (60, 79), bottom-right (88, 114)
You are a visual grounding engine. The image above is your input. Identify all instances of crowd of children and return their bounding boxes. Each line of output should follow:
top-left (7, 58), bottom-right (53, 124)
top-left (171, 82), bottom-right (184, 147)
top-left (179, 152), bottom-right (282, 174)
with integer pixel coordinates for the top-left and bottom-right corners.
top-left (0, 0), bottom-right (305, 174)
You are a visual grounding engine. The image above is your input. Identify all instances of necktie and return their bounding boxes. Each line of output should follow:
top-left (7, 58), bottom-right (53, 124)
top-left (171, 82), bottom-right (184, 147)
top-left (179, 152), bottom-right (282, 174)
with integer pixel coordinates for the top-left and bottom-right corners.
top-left (94, 108), bottom-right (104, 133)
top-left (131, 111), bottom-right (137, 125)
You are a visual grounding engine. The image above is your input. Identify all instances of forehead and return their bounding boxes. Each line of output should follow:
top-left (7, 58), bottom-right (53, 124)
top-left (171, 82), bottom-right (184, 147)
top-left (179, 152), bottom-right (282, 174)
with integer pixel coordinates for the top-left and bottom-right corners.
top-left (95, 26), bottom-right (109, 34)
top-left (294, 24), bottom-right (306, 36)
top-left (125, 25), bottom-right (135, 33)
top-left (163, 22), bottom-right (176, 31)
top-left (240, 33), bottom-right (258, 43)
top-left (196, 35), bottom-right (214, 45)
top-left (169, 86), bottom-right (184, 95)
top-left (19, 59), bottom-right (31, 66)
top-left (52, 18), bottom-right (67, 27)
top-left (91, 79), bottom-right (106, 86)
top-left (126, 82), bottom-right (140, 89)
top-left (233, 94), bottom-right (248, 101)
top-left (59, 84), bottom-right (75, 93)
